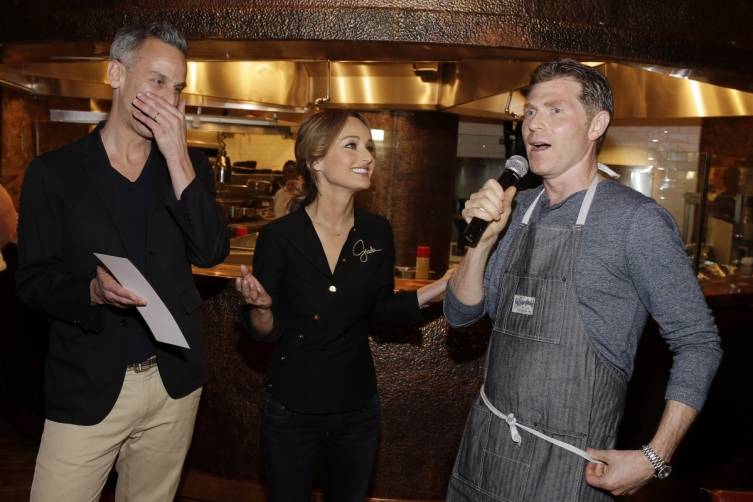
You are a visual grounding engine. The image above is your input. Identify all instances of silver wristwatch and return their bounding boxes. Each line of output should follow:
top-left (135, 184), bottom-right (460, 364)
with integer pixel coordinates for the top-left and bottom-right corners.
top-left (641, 445), bottom-right (672, 479)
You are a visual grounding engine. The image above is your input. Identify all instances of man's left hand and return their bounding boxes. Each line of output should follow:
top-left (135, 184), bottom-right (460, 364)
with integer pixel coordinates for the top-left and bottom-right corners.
top-left (132, 92), bottom-right (196, 198)
top-left (132, 92), bottom-right (189, 161)
top-left (584, 448), bottom-right (655, 496)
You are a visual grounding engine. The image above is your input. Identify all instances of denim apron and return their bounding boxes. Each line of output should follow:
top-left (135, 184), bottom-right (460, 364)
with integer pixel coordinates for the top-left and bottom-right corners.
top-left (448, 176), bottom-right (627, 502)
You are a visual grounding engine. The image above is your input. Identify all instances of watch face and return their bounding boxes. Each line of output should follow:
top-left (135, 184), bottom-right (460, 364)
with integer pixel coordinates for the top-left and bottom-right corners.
top-left (656, 465), bottom-right (672, 479)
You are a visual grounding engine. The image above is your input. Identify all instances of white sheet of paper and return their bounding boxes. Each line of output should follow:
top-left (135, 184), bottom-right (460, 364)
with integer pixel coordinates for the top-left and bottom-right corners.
top-left (94, 253), bottom-right (190, 349)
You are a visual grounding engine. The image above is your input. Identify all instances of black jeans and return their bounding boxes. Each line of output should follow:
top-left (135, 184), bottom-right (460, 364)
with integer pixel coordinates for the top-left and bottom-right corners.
top-left (261, 391), bottom-right (380, 502)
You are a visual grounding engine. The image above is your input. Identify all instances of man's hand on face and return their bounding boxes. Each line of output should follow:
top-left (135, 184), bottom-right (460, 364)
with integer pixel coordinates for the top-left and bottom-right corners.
top-left (90, 265), bottom-right (147, 308)
top-left (131, 91), bottom-right (189, 163)
top-left (131, 91), bottom-right (196, 198)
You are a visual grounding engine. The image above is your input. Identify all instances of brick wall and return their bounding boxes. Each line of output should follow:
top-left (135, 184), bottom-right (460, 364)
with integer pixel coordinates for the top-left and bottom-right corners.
top-left (1, 91), bottom-right (89, 205)
top-left (700, 117), bottom-right (753, 160)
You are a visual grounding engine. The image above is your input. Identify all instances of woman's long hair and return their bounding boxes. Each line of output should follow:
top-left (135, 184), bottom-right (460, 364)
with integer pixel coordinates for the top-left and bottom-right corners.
top-left (293, 108), bottom-right (370, 208)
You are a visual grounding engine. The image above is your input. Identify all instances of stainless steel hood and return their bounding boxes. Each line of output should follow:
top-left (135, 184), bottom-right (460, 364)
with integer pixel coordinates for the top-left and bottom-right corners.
top-left (3, 56), bottom-right (753, 122)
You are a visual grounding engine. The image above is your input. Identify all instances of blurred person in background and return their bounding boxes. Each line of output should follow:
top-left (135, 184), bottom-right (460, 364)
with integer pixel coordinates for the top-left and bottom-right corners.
top-left (708, 166), bottom-right (741, 222)
top-left (273, 159), bottom-right (304, 218)
top-left (0, 183), bottom-right (18, 272)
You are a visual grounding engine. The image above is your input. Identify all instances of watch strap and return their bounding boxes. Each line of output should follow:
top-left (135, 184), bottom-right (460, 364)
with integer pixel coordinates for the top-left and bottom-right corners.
top-left (641, 444), bottom-right (671, 479)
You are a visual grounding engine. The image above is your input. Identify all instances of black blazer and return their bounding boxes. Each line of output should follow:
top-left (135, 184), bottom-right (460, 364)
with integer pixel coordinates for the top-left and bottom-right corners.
top-left (16, 125), bottom-right (229, 425)
top-left (241, 206), bottom-right (422, 414)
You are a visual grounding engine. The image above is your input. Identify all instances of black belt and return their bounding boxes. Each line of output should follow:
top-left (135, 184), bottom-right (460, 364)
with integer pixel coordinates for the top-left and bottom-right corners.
top-left (126, 355), bottom-right (158, 373)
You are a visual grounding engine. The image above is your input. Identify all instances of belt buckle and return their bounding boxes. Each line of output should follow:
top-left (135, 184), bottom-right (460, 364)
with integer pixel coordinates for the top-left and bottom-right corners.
top-left (129, 356), bottom-right (156, 373)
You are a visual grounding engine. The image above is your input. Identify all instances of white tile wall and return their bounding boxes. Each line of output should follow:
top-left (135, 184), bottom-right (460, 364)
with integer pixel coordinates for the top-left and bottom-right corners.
top-left (224, 132), bottom-right (296, 171)
top-left (600, 124), bottom-right (703, 236)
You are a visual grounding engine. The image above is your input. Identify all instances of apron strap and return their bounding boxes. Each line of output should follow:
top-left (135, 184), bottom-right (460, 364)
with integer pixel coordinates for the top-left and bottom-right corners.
top-left (521, 189), bottom-right (545, 225)
top-left (597, 162), bottom-right (620, 180)
top-left (480, 386), bottom-right (605, 465)
top-left (521, 169), bottom-right (604, 227)
top-left (575, 173), bottom-right (601, 226)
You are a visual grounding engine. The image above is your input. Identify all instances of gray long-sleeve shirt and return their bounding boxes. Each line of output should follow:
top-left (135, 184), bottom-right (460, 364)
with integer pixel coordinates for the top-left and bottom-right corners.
top-left (445, 179), bottom-right (722, 411)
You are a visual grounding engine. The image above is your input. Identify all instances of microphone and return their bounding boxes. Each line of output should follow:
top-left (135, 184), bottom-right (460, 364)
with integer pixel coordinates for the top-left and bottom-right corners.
top-left (460, 155), bottom-right (529, 248)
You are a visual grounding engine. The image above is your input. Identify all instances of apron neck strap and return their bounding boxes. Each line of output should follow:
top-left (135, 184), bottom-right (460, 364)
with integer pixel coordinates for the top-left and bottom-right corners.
top-left (575, 174), bottom-right (601, 226)
top-left (521, 173), bottom-right (601, 226)
top-left (521, 189), bottom-right (545, 225)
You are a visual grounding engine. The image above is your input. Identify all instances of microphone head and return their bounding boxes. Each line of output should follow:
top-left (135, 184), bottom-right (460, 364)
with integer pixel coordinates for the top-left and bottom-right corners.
top-left (505, 155), bottom-right (529, 178)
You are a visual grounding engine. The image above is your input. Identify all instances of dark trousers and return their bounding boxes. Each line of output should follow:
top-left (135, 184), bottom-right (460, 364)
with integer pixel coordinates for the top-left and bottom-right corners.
top-left (261, 392), bottom-right (380, 502)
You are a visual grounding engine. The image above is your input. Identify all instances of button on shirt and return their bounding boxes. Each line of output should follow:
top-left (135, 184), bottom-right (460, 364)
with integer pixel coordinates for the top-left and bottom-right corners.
top-left (240, 206), bottom-right (422, 414)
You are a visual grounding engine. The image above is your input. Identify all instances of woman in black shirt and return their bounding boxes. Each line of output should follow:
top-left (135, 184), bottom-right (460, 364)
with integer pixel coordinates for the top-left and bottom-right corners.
top-left (235, 109), bottom-right (449, 501)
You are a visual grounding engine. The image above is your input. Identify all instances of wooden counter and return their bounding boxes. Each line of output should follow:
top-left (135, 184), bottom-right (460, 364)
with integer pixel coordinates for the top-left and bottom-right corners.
top-left (196, 257), bottom-right (753, 297)
top-left (700, 273), bottom-right (753, 297)
top-left (193, 259), bottom-right (433, 292)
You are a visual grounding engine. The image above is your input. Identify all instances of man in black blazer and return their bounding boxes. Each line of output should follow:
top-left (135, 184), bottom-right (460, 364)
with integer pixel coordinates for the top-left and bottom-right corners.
top-left (16, 22), bottom-right (228, 501)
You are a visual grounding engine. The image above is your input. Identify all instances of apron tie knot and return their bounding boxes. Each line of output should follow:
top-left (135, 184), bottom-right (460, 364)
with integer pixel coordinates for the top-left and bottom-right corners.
top-left (480, 388), bottom-right (606, 464)
top-left (504, 413), bottom-right (522, 444)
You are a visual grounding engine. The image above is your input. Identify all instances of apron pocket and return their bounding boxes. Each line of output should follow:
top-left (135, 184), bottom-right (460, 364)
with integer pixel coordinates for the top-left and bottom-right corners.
top-left (527, 424), bottom-right (587, 502)
top-left (496, 274), bottom-right (567, 344)
top-left (476, 413), bottom-right (534, 502)
top-left (480, 445), bottom-right (532, 501)
top-left (453, 399), bottom-right (491, 489)
top-left (454, 399), bottom-right (533, 502)
top-left (458, 404), bottom-right (533, 502)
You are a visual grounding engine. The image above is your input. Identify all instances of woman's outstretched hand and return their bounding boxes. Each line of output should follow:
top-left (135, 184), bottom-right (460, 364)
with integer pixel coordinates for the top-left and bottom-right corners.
top-left (235, 264), bottom-right (272, 309)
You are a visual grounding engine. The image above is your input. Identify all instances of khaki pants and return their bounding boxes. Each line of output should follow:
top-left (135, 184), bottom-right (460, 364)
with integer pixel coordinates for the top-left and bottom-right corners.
top-left (30, 365), bottom-right (202, 502)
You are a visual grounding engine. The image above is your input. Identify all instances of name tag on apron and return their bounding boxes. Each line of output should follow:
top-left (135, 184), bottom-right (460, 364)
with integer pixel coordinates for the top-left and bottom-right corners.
top-left (511, 294), bottom-right (535, 315)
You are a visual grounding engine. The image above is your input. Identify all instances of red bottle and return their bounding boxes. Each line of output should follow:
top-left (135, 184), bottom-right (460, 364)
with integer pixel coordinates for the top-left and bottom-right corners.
top-left (415, 245), bottom-right (430, 279)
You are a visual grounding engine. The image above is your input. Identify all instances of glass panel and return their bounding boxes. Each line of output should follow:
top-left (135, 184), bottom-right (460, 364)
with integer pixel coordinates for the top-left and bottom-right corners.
top-left (600, 123), bottom-right (703, 247)
top-left (704, 156), bottom-right (753, 261)
top-left (696, 154), bottom-right (753, 295)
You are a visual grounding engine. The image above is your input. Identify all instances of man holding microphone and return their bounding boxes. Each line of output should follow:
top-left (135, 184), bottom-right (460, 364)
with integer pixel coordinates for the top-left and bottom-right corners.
top-left (445, 60), bottom-right (721, 501)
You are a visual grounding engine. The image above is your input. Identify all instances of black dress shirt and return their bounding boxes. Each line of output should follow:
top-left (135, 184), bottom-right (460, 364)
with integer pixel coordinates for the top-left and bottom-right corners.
top-left (241, 206), bottom-right (422, 414)
top-left (109, 149), bottom-right (155, 363)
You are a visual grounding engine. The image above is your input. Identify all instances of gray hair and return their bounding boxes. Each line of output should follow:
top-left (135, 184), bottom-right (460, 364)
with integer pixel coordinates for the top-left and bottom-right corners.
top-left (524, 59), bottom-right (613, 150)
top-left (110, 21), bottom-right (187, 65)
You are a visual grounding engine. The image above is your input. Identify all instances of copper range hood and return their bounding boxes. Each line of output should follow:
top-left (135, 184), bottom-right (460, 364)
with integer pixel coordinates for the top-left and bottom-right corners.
top-left (3, 43), bottom-right (753, 124)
